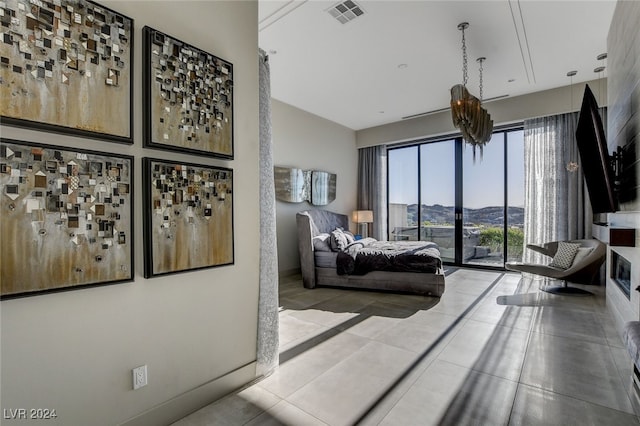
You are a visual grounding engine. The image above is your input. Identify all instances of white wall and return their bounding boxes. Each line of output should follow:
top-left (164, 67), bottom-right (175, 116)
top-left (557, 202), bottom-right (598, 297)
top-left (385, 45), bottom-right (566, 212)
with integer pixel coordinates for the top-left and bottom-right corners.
top-left (0, 2), bottom-right (260, 425)
top-left (271, 100), bottom-right (357, 275)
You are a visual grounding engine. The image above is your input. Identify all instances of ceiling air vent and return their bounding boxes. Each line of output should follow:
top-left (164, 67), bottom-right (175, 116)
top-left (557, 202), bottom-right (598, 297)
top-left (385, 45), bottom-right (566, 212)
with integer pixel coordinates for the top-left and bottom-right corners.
top-left (327, 0), bottom-right (365, 24)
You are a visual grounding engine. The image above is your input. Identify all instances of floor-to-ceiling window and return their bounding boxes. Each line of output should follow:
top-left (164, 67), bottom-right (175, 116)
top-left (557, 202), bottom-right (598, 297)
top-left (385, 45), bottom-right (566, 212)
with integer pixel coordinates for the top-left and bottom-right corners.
top-left (388, 146), bottom-right (419, 241)
top-left (420, 141), bottom-right (456, 262)
top-left (462, 132), bottom-right (505, 266)
top-left (387, 127), bottom-right (524, 268)
top-left (506, 130), bottom-right (525, 263)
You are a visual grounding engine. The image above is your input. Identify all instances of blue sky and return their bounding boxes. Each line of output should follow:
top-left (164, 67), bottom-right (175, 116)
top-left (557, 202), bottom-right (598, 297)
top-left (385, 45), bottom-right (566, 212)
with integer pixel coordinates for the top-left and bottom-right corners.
top-left (388, 130), bottom-right (525, 209)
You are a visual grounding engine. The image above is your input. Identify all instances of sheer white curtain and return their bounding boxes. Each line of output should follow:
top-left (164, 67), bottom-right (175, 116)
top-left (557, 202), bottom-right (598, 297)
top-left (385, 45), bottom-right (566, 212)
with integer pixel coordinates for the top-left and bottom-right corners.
top-left (523, 112), bottom-right (592, 263)
top-left (357, 145), bottom-right (387, 240)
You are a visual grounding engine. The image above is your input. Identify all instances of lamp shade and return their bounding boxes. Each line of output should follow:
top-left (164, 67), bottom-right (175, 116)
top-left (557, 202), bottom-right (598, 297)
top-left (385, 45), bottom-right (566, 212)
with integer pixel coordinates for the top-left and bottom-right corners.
top-left (352, 210), bottom-right (373, 224)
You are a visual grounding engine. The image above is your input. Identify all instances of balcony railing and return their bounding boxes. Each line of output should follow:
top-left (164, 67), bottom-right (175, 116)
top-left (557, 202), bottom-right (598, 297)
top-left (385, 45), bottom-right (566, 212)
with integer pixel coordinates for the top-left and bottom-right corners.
top-left (391, 224), bottom-right (524, 265)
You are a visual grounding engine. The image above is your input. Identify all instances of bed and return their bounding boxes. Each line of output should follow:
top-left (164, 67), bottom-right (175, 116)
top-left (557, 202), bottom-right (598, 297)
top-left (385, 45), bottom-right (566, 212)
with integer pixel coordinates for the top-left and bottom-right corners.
top-left (296, 210), bottom-right (445, 296)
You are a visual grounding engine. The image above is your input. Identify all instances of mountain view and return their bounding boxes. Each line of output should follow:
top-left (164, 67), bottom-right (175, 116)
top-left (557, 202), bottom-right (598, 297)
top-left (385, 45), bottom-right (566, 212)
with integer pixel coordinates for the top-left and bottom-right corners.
top-left (406, 204), bottom-right (524, 227)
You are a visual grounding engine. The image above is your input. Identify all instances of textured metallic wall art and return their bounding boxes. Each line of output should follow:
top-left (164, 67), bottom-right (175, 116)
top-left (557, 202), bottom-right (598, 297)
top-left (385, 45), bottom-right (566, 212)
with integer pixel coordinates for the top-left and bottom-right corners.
top-left (0, 139), bottom-right (133, 299)
top-left (143, 26), bottom-right (233, 159)
top-left (274, 166), bottom-right (309, 203)
top-left (311, 170), bottom-right (336, 206)
top-left (143, 158), bottom-right (234, 278)
top-left (274, 166), bottom-right (336, 205)
top-left (0, 0), bottom-right (133, 143)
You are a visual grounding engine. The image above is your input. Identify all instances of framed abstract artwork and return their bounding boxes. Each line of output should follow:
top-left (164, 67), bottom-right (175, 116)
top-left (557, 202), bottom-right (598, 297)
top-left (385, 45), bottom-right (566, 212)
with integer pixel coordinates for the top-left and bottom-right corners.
top-left (142, 26), bottom-right (234, 159)
top-left (0, 0), bottom-right (134, 144)
top-left (0, 139), bottom-right (134, 299)
top-left (142, 157), bottom-right (234, 278)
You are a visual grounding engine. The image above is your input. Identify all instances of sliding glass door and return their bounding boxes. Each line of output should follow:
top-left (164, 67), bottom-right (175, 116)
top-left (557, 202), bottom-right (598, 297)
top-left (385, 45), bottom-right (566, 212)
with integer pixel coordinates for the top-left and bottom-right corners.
top-left (420, 141), bottom-right (456, 262)
top-left (387, 128), bottom-right (524, 268)
top-left (388, 146), bottom-right (419, 241)
top-left (462, 134), bottom-right (505, 266)
top-left (462, 130), bottom-right (525, 266)
top-left (506, 130), bottom-right (525, 263)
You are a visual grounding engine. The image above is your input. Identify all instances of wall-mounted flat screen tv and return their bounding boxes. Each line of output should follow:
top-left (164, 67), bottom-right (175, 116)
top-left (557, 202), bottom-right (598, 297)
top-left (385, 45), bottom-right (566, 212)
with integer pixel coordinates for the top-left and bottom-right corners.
top-left (575, 84), bottom-right (618, 213)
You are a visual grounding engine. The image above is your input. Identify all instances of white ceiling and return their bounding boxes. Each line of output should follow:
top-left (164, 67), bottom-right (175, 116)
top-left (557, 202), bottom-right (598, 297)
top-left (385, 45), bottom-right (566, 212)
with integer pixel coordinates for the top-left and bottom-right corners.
top-left (258, 0), bottom-right (617, 131)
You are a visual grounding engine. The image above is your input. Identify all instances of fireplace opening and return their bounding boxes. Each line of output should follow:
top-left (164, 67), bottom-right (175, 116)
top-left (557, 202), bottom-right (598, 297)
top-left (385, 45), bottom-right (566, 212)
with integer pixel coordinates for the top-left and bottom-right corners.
top-left (612, 251), bottom-right (632, 299)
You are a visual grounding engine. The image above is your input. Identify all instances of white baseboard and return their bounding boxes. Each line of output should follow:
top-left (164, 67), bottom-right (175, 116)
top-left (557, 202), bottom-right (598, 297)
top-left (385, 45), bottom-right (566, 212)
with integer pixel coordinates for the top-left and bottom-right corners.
top-left (120, 361), bottom-right (257, 426)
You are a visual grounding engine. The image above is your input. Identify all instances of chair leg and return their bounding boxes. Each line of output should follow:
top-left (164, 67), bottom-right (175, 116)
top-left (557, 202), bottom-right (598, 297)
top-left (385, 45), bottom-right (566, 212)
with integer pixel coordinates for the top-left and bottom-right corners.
top-left (541, 280), bottom-right (593, 296)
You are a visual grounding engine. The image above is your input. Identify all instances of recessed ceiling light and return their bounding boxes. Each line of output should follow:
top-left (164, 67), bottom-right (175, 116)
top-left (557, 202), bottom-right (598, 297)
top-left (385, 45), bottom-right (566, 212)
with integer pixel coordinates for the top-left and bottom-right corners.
top-left (378, 111), bottom-right (385, 114)
top-left (508, 78), bottom-right (515, 83)
top-left (269, 50), bottom-right (277, 55)
top-left (398, 63), bottom-right (408, 69)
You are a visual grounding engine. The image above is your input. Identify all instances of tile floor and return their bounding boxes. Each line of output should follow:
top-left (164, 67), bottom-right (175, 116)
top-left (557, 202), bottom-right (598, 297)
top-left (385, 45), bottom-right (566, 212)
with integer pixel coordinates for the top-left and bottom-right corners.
top-left (174, 269), bottom-right (640, 425)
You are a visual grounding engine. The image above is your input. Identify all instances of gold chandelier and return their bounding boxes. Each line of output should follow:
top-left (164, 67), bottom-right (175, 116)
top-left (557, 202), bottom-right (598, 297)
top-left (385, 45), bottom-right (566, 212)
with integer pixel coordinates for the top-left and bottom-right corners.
top-left (450, 22), bottom-right (493, 160)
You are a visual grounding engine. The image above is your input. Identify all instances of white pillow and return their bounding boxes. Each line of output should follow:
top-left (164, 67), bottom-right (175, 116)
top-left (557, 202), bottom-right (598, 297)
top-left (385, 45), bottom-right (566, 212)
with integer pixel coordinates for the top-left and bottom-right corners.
top-left (344, 230), bottom-right (355, 245)
top-left (570, 247), bottom-right (593, 267)
top-left (549, 242), bottom-right (581, 269)
top-left (312, 233), bottom-right (332, 252)
top-left (329, 228), bottom-right (349, 251)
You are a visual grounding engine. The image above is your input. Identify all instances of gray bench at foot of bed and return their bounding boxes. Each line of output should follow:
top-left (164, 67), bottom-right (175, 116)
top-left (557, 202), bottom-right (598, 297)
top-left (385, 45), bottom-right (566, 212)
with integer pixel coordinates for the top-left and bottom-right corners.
top-left (315, 267), bottom-right (444, 296)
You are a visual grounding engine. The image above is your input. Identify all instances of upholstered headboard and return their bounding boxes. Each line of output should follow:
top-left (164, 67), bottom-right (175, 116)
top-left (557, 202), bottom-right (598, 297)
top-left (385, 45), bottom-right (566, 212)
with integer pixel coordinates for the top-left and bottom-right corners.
top-left (296, 210), bottom-right (349, 288)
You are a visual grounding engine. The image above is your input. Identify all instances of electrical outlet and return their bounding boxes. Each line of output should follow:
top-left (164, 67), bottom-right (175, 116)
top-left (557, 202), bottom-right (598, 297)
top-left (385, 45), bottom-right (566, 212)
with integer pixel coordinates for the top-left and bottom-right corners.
top-left (132, 365), bottom-right (148, 390)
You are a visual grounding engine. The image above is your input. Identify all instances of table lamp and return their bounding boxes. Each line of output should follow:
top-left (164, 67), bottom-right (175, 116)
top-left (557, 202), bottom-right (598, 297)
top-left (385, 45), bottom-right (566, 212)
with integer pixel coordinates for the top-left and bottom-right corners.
top-left (352, 210), bottom-right (373, 238)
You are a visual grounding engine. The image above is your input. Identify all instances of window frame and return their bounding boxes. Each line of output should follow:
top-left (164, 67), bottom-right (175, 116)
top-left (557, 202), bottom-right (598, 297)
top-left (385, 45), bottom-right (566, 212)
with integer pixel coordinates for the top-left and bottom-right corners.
top-left (386, 124), bottom-right (524, 269)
